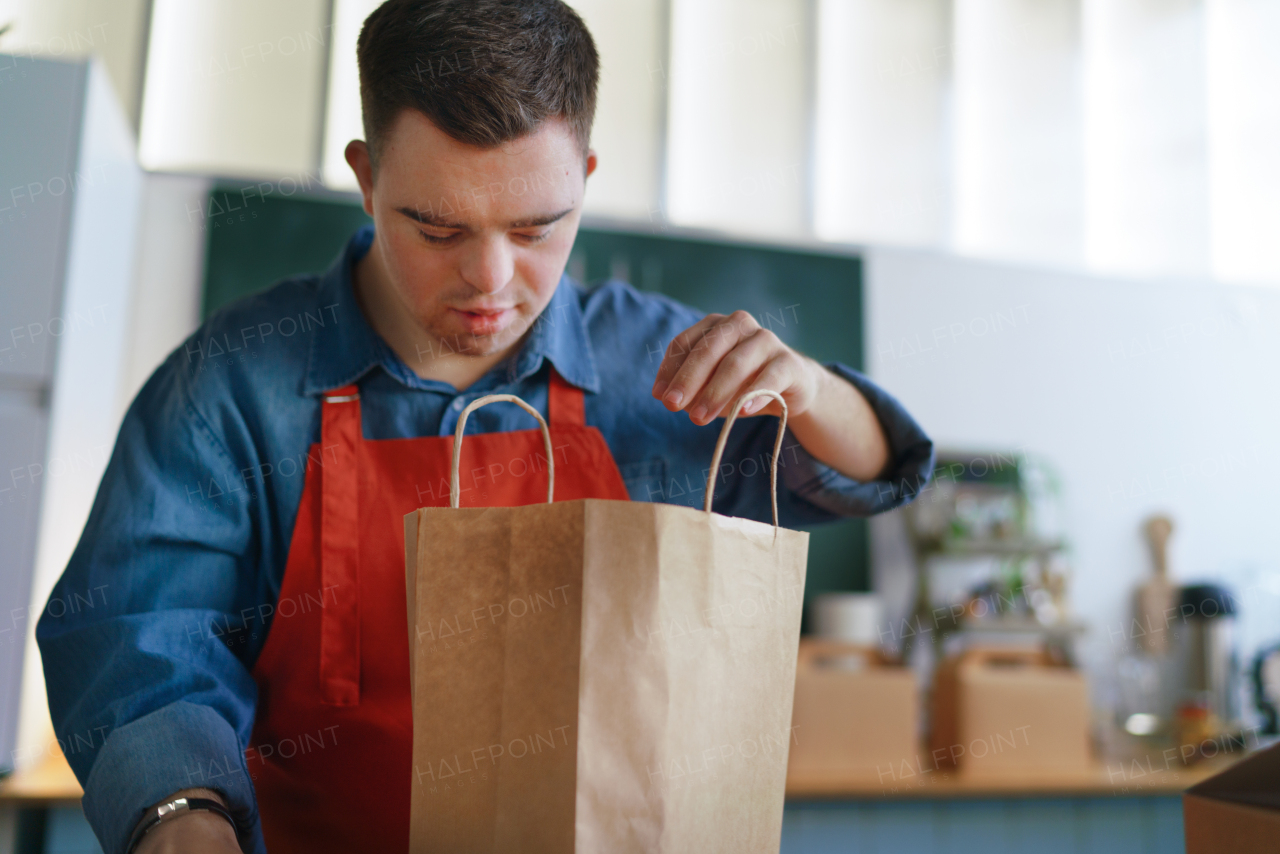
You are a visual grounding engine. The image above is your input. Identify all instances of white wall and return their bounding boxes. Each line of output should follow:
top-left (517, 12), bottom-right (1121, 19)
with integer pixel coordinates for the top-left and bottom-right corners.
top-left (665, 0), bottom-right (811, 238)
top-left (1083, 0), bottom-right (1210, 279)
top-left (138, 0), bottom-right (330, 177)
top-left (866, 246), bottom-right (1280, 691)
top-left (952, 0), bottom-right (1084, 267)
top-left (0, 0), bottom-right (150, 126)
top-left (1205, 0), bottom-right (1280, 285)
top-left (570, 0), bottom-right (669, 221)
top-left (118, 173), bottom-right (210, 411)
top-left (320, 0), bottom-right (380, 191)
top-left (10, 0), bottom-right (1280, 288)
top-left (813, 0), bottom-right (952, 248)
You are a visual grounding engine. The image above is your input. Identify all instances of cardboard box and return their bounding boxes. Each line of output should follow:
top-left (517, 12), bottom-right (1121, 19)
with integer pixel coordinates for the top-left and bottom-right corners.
top-left (1184, 740), bottom-right (1280, 853)
top-left (787, 640), bottom-right (918, 778)
top-left (931, 646), bottom-right (1090, 774)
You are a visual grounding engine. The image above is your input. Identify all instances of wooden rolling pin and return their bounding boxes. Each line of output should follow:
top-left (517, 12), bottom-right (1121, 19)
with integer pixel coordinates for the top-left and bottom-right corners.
top-left (1135, 515), bottom-right (1175, 655)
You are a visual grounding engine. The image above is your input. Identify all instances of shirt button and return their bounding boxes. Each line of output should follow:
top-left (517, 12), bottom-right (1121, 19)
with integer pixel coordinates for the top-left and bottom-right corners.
top-left (452, 399), bottom-right (464, 410)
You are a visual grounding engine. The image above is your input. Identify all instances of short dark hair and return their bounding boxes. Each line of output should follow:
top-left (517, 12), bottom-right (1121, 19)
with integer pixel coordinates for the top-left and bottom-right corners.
top-left (356, 0), bottom-right (599, 165)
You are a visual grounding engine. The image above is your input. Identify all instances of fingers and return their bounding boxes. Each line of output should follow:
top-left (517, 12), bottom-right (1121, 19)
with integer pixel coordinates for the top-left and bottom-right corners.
top-left (651, 311), bottom-right (814, 426)
top-left (652, 314), bottom-right (721, 398)
top-left (654, 311), bottom-right (760, 414)
top-left (689, 327), bottom-right (787, 424)
top-left (737, 353), bottom-right (796, 417)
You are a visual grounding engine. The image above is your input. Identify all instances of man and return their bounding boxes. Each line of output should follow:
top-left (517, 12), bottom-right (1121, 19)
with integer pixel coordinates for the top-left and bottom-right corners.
top-left (37, 1), bottom-right (932, 852)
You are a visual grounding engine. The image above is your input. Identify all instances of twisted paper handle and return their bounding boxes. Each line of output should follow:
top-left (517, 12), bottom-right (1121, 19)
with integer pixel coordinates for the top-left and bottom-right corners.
top-left (703, 389), bottom-right (788, 527)
top-left (450, 395), bottom-right (554, 508)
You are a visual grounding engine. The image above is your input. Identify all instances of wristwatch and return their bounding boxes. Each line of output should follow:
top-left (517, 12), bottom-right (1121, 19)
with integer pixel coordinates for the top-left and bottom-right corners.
top-left (126, 796), bottom-right (239, 853)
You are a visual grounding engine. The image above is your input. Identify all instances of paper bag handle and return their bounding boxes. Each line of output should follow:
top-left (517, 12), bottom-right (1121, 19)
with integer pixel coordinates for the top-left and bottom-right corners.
top-left (703, 389), bottom-right (788, 526)
top-left (450, 394), bottom-right (554, 508)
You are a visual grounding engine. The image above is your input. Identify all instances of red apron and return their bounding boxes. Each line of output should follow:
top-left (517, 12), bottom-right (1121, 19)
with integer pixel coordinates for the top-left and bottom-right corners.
top-left (247, 369), bottom-right (629, 852)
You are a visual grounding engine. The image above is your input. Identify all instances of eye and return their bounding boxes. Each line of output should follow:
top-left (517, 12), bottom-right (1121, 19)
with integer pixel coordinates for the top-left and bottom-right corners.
top-left (515, 230), bottom-right (552, 244)
top-left (417, 229), bottom-right (459, 246)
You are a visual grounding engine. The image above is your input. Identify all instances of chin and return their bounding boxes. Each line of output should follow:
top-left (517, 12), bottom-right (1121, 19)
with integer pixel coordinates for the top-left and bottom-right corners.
top-left (453, 333), bottom-right (511, 358)
top-left (426, 319), bottom-right (522, 360)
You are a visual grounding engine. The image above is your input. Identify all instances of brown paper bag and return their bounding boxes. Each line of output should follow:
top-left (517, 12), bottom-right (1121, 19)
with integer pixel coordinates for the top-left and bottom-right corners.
top-left (404, 390), bottom-right (809, 853)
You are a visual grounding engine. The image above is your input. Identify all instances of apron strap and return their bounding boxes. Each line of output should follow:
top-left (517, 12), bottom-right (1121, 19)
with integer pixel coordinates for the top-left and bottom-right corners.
top-left (547, 366), bottom-right (585, 427)
top-left (318, 384), bottom-right (361, 706)
top-left (316, 371), bottom-right (575, 706)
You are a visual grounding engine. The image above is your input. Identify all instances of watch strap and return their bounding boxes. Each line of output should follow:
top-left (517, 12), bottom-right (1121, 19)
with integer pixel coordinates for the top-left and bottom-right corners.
top-left (126, 796), bottom-right (239, 853)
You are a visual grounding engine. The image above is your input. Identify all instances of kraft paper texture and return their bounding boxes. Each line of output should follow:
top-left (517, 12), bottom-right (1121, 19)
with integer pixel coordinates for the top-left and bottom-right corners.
top-left (404, 498), bottom-right (808, 853)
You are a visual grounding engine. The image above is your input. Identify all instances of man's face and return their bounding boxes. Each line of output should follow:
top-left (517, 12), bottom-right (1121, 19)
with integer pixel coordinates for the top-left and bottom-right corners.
top-left (351, 110), bottom-right (593, 359)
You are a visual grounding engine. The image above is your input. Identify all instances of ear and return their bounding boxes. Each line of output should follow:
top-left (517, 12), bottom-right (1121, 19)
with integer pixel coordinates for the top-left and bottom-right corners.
top-left (345, 140), bottom-right (375, 216)
top-left (585, 148), bottom-right (598, 178)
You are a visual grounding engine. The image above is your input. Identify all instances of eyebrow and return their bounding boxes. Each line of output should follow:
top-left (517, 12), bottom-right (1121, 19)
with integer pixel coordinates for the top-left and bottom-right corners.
top-left (395, 206), bottom-right (574, 231)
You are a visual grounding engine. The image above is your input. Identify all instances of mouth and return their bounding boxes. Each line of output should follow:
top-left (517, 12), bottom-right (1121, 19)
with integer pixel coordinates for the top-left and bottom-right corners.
top-left (449, 306), bottom-right (516, 336)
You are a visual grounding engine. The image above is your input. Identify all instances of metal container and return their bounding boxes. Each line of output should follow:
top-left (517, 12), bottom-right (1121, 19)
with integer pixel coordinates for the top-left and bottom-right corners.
top-left (1174, 584), bottom-right (1240, 727)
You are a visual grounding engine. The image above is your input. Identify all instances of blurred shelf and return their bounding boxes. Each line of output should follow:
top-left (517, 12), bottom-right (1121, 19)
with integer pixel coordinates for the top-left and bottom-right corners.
top-left (919, 538), bottom-right (1066, 559)
top-left (958, 617), bottom-right (1089, 635)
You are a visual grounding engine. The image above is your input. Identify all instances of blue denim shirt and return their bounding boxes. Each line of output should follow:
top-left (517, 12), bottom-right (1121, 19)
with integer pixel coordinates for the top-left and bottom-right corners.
top-left (37, 226), bottom-right (933, 854)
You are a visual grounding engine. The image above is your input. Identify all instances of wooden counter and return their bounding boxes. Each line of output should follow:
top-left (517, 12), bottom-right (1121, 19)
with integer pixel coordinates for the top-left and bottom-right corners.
top-left (786, 754), bottom-right (1239, 800)
top-left (2, 747), bottom-right (1239, 807)
top-left (0, 751), bottom-right (83, 806)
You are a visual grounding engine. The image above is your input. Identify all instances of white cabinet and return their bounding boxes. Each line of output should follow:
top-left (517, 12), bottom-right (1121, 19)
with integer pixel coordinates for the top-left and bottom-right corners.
top-left (0, 55), bottom-right (141, 771)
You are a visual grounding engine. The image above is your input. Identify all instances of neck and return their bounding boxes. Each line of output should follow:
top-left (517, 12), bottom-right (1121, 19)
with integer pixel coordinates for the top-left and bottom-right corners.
top-left (352, 241), bottom-right (518, 390)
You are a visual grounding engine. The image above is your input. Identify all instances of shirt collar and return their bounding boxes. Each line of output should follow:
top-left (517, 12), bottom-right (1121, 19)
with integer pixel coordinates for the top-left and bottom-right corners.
top-left (303, 225), bottom-right (600, 396)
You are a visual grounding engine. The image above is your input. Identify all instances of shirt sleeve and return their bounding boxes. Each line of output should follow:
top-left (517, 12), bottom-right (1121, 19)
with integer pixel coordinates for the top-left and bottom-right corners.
top-left (710, 362), bottom-right (935, 525)
top-left (36, 356), bottom-right (270, 854)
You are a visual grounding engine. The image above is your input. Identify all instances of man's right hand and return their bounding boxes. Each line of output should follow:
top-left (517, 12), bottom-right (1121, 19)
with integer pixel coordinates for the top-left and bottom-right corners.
top-left (133, 789), bottom-right (241, 854)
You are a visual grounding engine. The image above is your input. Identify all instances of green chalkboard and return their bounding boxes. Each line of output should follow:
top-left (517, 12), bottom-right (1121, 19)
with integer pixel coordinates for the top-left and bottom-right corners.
top-left (201, 186), bottom-right (374, 318)
top-left (201, 188), bottom-right (869, 600)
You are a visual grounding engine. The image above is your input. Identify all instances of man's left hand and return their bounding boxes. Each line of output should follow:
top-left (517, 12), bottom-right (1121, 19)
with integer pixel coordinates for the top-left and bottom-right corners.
top-left (652, 311), bottom-right (891, 482)
top-left (652, 311), bottom-right (818, 424)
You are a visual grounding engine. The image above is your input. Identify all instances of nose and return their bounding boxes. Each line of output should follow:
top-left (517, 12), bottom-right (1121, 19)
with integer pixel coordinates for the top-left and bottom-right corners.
top-left (458, 235), bottom-right (514, 295)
